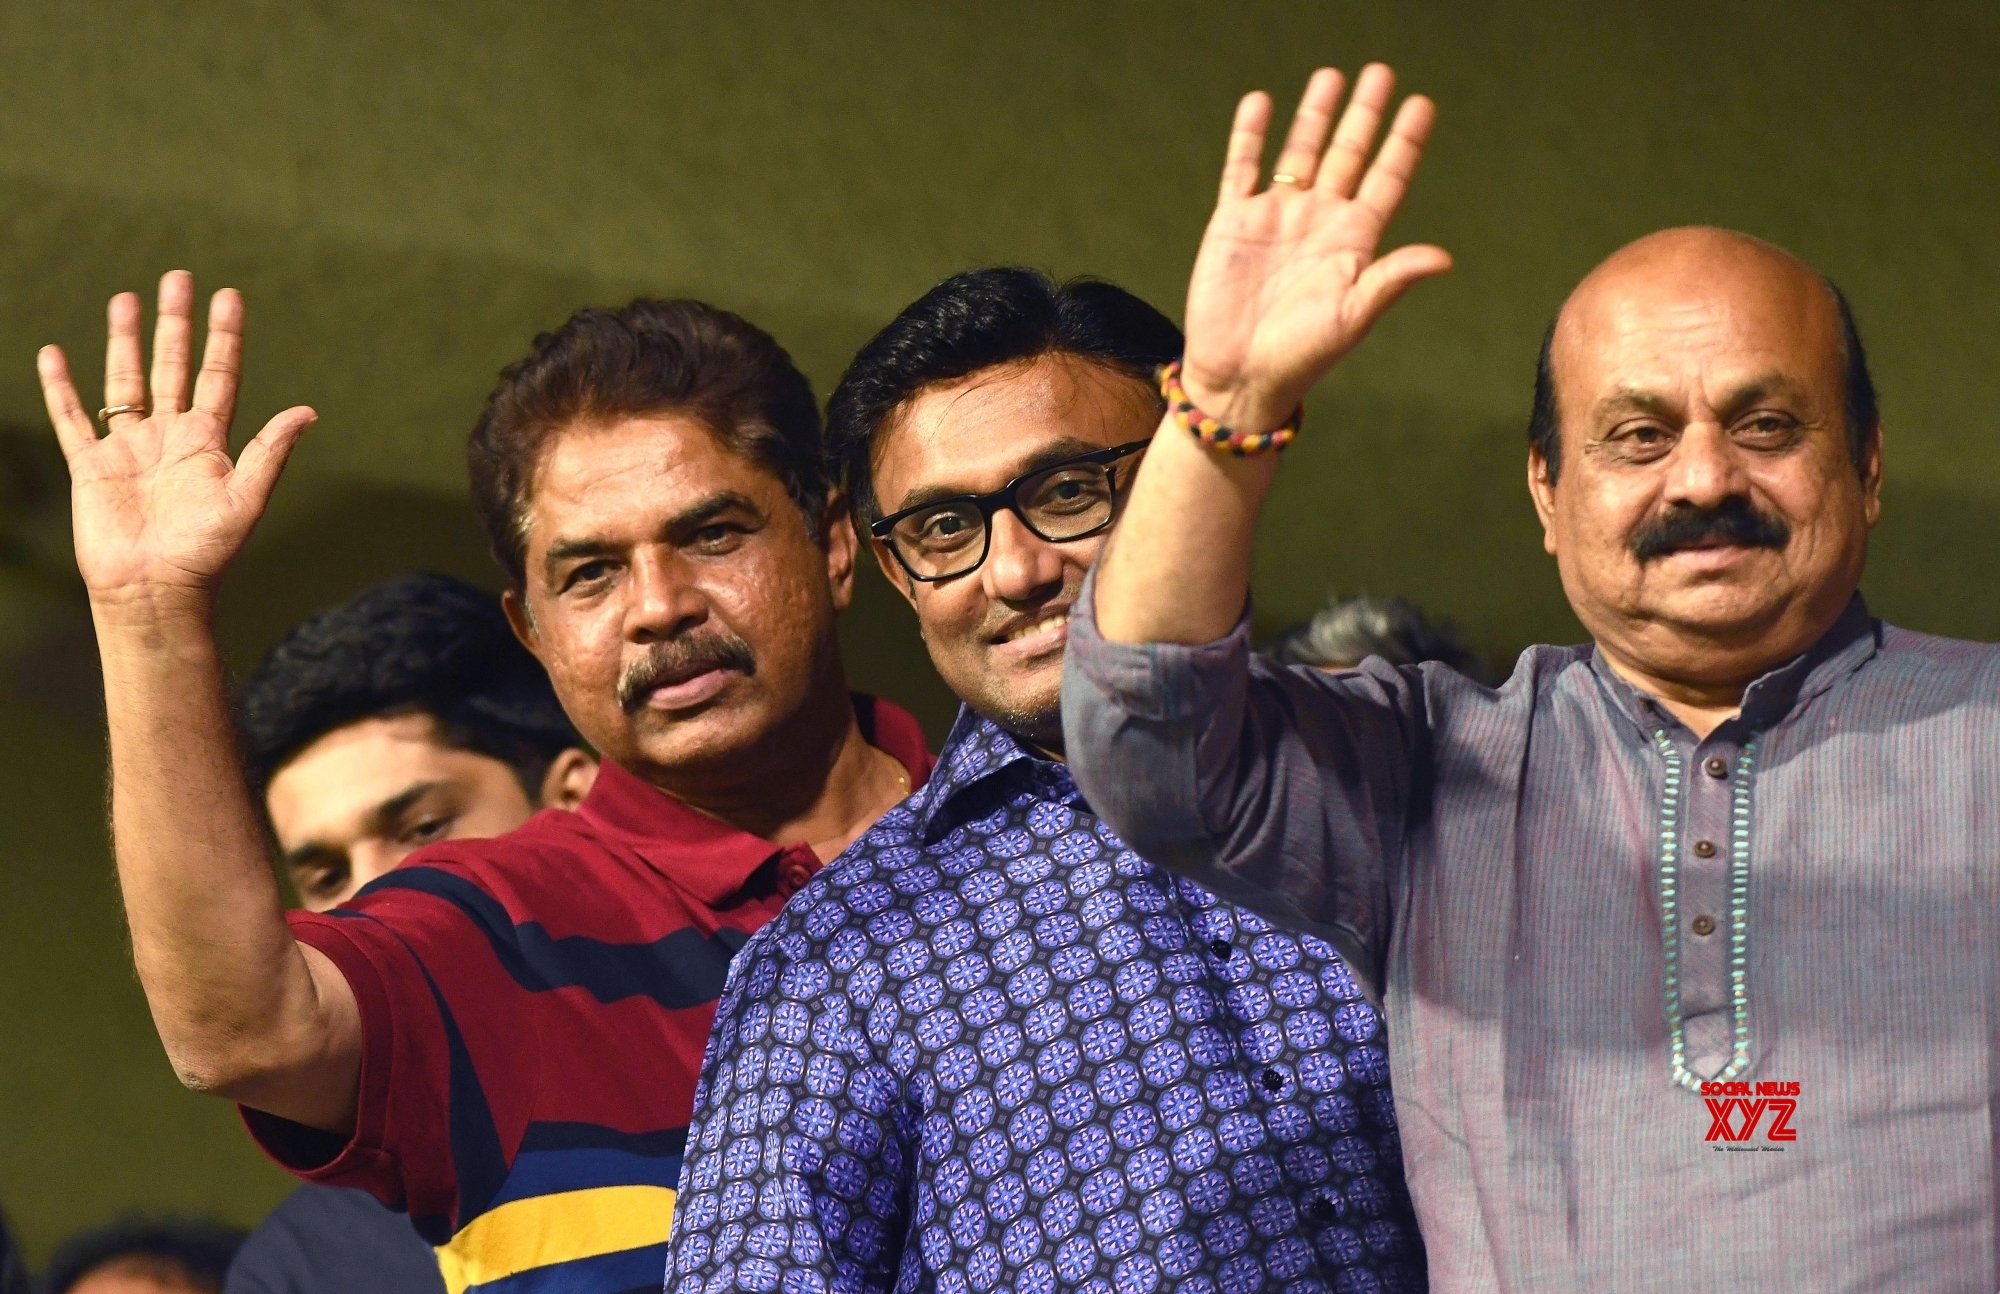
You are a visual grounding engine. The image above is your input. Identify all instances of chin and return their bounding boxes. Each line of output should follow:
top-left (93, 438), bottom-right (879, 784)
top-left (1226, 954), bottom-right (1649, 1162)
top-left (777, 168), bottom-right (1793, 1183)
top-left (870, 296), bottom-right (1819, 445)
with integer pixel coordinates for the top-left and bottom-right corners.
top-left (963, 676), bottom-right (1063, 747)
top-left (630, 700), bottom-right (777, 771)
top-left (1648, 585), bottom-right (1798, 643)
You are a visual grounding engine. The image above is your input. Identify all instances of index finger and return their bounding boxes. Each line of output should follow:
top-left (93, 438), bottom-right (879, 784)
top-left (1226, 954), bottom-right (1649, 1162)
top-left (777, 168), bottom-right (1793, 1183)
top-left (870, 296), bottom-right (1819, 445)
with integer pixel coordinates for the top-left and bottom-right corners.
top-left (190, 289), bottom-right (245, 421)
top-left (1353, 94), bottom-right (1437, 223)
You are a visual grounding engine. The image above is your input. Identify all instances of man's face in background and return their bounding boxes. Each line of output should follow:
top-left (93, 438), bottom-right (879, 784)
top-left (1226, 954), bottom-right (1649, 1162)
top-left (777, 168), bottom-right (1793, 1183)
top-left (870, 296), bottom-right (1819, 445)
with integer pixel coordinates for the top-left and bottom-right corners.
top-left (504, 414), bottom-right (857, 791)
top-left (866, 353), bottom-right (1158, 748)
top-left (266, 712), bottom-right (594, 910)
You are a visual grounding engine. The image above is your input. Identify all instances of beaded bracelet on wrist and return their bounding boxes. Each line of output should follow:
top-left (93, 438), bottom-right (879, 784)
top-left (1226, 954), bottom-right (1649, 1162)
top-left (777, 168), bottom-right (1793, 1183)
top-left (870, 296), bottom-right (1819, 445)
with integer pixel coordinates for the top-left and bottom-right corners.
top-left (1157, 359), bottom-right (1303, 457)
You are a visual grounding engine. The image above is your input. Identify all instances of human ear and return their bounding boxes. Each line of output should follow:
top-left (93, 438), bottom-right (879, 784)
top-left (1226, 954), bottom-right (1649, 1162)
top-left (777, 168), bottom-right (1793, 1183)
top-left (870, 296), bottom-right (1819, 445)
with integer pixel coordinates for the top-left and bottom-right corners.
top-left (502, 587), bottom-right (542, 659)
top-left (1527, 446), bottom-right (1560, 556)
top-left (538, 748), bottom-right (598, 810)
top-left (1859, 422), bottom-right (1884, 527)
top-left (819, 491), bottom-right (860, 613)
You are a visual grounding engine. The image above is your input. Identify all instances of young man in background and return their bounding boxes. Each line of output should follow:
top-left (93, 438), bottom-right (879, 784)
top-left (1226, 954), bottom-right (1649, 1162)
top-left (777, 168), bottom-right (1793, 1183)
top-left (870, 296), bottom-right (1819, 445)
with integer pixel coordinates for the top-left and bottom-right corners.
top-left (226, 570), bottom-right (595, 1293)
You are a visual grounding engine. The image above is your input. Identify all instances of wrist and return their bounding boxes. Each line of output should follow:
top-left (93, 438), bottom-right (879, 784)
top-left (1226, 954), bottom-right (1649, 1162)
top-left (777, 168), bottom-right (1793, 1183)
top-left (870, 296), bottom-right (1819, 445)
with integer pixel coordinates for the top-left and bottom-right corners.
top-left (89, 582), bottom-right (220, 636)
top-left (1176, 364), bottom-right (1301, 436)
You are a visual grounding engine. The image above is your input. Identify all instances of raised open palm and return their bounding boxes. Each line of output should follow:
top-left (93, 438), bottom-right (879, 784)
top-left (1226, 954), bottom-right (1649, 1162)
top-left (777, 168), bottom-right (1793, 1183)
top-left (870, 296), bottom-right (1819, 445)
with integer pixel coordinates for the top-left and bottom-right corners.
top-left (38, 271), bottom-right (315, 599)
top-left (1182, 64), bottom-right (1450, 428)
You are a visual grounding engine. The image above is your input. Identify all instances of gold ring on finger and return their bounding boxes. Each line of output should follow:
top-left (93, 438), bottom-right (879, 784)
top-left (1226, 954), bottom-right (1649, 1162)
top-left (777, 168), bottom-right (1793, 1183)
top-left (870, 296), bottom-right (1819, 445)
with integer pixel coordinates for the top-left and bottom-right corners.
top-left (1270, 172), bottom-right (1311, 188)
top-left (96, 403), bottom-right (147, 426)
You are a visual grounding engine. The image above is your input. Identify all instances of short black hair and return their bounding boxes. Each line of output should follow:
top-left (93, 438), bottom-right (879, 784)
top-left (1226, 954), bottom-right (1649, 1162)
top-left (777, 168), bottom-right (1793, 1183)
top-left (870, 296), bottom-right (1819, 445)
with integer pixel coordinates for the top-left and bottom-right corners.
top-left (1268, 594), bottom-right (1489, 683)
top-left (41, 1217), bottom-right (244, 1294)
top-left (825, 267), bottom-right (1184, 518)
top-left (1528, 276), bottom-right (1879, 481)
top-left (468, 298), bottom-right (826, 589)
top-left (236, 571), bottom-right (582, 806)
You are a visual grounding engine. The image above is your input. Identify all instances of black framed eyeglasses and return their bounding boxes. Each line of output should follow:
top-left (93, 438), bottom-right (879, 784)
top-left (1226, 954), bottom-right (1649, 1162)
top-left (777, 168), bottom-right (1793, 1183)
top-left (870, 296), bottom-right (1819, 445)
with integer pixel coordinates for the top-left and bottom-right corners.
top-left (869, 438), bottom-right (1151, 582)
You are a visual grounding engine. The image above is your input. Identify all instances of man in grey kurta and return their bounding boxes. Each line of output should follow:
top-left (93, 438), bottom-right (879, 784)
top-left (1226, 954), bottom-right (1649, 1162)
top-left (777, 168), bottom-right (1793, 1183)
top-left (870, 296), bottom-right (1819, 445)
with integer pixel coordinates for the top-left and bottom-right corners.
top-left (1067, 582), bottom-right (2000, 1289)
top-left (1058, 64), bottom-right (2000, 1293)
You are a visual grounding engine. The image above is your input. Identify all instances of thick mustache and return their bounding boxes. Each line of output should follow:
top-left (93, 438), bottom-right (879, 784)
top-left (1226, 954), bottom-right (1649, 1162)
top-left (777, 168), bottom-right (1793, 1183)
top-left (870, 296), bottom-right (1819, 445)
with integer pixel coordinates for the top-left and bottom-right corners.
top-left (1631, 498), bottom-right (1791, 563)
top-left (616, 634), bottom-right (757, 712)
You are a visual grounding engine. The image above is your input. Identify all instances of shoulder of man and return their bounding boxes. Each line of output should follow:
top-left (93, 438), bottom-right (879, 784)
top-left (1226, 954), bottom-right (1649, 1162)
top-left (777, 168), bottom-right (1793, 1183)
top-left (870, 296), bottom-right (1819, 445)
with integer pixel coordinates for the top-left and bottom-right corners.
top-left (1875, 621), bottom-right (2000, 682)
top-left (226, 1185), bottom-right (443, 1294)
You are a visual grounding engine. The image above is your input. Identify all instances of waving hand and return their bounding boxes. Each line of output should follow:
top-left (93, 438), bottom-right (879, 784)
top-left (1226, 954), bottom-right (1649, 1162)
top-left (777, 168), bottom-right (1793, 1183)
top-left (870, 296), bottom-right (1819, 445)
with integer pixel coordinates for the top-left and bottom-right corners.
top-left (1181, 64), bottom-right (1450, 430)
top-left (38, 271), bottom-right (315, 602)
top-left (1088, 63), bottom-right (1448, 650)
top-left (35, 276), bottom-right (360, 1134)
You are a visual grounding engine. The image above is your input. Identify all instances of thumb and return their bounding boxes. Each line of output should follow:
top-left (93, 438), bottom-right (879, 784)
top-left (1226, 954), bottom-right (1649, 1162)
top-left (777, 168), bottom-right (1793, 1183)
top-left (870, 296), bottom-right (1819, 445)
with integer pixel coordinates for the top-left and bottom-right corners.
top-left (230, 406), bottom-right (316, 514)
top-left (1345, 244), bottom-right (1453, 336)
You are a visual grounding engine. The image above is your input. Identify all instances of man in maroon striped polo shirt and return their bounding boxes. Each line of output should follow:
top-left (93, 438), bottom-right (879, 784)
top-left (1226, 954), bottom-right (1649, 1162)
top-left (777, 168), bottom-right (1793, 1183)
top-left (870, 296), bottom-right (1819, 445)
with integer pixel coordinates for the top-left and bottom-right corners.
top-left (38, 284), bottom-right (932, 1293)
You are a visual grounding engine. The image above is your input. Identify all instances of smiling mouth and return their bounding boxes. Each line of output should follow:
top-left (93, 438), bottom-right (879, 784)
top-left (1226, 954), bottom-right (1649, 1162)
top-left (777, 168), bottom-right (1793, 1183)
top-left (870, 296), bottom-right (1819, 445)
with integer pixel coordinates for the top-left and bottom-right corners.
top-left (993, 609), bottom-right (1071, 648)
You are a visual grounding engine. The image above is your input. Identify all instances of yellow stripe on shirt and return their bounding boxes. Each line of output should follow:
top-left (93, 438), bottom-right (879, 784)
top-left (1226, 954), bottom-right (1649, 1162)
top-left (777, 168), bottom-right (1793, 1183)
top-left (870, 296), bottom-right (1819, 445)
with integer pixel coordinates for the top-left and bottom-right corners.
top-left (435, 1185), bottom-right (677, 1294)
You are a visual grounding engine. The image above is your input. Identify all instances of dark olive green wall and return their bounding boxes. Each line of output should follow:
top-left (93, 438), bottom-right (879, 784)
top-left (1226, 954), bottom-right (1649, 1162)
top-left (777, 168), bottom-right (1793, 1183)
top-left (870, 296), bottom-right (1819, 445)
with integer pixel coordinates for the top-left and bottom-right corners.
top-left (3, 0), bottom-right (1996, 1261)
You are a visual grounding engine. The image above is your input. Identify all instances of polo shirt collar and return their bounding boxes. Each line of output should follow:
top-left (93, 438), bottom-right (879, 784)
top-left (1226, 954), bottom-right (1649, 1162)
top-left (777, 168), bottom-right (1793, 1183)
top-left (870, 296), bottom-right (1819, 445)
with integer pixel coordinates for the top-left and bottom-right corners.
top-left (577, 694), bottom-right (938, 906)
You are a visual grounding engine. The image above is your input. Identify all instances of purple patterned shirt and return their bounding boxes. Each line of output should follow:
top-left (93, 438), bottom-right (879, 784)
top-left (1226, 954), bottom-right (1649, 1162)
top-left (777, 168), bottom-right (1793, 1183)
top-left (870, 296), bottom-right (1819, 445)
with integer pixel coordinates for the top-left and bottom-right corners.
top-left (664, 709), bottom-right (1426, 1294)
top-left (1063, 582), bottom-right (2000, 1292)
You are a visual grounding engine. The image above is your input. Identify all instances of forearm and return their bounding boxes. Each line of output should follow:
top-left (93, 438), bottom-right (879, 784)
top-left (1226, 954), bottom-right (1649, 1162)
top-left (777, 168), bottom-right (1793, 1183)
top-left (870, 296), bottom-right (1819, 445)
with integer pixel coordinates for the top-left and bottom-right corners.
top-left (1094, 410), bottom-right (1280, 646)
top-left (93, 588), bottom-right (357, 1128)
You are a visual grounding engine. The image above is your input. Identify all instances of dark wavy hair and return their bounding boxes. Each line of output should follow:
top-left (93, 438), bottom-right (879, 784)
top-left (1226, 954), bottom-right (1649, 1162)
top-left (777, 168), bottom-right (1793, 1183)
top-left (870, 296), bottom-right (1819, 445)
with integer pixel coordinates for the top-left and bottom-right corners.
top-left (468, 297), bottom-right (826, 588)
top-left (825, 267), bottom-right (1183, 518)
top-left (235, 571), bottom-right (581, 805)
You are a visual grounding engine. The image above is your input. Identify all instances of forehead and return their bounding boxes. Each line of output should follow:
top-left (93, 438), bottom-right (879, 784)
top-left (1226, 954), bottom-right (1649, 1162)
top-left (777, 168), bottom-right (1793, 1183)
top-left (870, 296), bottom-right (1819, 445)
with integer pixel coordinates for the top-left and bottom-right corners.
top-left (264, 714), bottom-right (497, 843)
top-left (1553, 247), bottom-right (1843, 413)
top-left (525, 414), bottom-right (785, 541)
top-left (870, 353), bottom-right (1157, 508)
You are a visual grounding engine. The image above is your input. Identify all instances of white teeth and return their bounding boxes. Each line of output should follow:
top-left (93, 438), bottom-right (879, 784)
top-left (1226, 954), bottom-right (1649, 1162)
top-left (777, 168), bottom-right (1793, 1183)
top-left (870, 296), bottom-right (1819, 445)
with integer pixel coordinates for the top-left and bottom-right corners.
top-left (1003, 611), bottom-right (1069, 644)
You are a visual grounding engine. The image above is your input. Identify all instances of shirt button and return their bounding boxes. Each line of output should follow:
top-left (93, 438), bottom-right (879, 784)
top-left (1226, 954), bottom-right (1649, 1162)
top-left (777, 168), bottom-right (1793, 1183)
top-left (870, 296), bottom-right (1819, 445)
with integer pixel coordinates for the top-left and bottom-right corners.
top-left (1208, 939), bottom-right (1232, 960)
top-left (1690, 914), bottom-right (1717, 936)
top-left (1693, 839), bottom-right (1717, 858)
top-left (1306, 1194), bottom-right (1340, 1222)
top-left (1704, 757), bottom-right (1729, 779)
top-left (1260, 1068), bottom-right (1286, 1094)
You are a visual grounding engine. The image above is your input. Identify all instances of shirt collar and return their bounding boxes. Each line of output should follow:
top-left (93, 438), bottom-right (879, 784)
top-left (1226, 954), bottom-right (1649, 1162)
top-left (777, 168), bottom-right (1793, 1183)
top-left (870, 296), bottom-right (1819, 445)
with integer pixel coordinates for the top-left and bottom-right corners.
top-left (576, 694), bottom-right (938, 906)
top-left (1587, 593), bottom-right (1880, 739)
top-left (905, 706), bottom-right (1079, 845)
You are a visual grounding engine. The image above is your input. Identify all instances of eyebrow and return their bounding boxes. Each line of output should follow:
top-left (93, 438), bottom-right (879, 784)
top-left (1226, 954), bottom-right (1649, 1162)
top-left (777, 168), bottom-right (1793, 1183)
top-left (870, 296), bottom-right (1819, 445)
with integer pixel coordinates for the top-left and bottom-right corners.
top-left (540, 490), bottom-right (764, 583)
top-left (886, 437), bottom-right (1109, 514)
top-left (1591, 374), bottom-right (1813, 426)
top-left (278, 780), bottom-right (445, 871)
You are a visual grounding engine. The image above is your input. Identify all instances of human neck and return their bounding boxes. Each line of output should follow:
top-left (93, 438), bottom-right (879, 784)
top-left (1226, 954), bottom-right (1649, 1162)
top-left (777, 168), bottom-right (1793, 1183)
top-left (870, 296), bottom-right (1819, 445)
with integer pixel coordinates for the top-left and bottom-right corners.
top-left (1596, 614), bottom-right (1835, 741)
top-left (1597, 651), bottom-right (1746, 740)
top-left (648, 671), bottom-right (909, 860)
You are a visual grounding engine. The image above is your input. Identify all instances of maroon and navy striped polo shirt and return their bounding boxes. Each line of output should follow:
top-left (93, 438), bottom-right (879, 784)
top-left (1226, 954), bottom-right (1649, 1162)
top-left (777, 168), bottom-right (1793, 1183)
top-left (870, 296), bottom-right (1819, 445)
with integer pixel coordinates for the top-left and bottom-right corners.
top-left (242, 696), bottom-right (933, 1294)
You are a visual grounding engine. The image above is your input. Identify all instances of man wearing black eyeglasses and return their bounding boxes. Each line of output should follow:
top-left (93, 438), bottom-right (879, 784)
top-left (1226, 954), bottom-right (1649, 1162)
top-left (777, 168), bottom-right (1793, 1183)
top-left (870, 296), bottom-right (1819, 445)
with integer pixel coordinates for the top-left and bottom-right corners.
top-left (661, 266), bottom-right (1425, 1292)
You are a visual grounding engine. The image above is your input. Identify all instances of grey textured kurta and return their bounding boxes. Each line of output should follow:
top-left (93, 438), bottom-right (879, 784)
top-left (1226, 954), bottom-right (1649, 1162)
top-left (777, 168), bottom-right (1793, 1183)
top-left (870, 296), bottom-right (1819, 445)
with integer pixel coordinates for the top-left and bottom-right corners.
top-left (1062, 578), bottom-right (2000, 1293)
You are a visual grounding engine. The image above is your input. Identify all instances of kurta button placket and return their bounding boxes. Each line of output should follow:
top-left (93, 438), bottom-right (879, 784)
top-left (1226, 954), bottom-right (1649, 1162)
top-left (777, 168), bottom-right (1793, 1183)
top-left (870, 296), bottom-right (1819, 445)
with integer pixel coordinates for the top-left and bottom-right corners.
top-left (1653, 729), bottom-right (1760, 1089)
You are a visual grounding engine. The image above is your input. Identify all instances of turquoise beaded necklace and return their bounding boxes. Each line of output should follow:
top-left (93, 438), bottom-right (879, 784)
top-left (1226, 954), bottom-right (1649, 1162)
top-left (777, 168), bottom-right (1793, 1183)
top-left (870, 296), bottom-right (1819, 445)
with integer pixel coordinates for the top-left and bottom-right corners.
top-left (1651, 730), bottom-right (1759, 1092)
